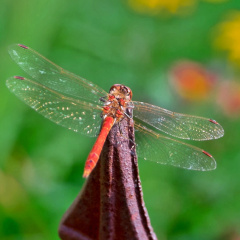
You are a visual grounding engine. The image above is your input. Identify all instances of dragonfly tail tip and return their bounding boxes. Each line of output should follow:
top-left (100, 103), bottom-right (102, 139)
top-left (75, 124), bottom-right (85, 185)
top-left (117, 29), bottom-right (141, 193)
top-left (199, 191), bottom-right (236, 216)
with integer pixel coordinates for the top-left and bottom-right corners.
top-left (83, 170), bottom-right (90, 178)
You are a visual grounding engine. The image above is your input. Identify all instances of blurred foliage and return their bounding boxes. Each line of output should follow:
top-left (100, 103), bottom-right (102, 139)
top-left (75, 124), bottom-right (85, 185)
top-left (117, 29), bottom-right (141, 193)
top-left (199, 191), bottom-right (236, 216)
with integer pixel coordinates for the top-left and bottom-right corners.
top-left (1, 0), bottom-right (240, 239)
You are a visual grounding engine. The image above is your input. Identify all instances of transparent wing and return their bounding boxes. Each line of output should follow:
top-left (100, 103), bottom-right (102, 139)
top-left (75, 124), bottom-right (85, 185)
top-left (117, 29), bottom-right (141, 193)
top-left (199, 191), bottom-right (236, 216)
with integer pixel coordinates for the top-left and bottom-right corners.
top-left (8, 44), bottom-right (108, 104)
top-left (134, 123), bottom-right (216, 171)
top-left (6, 76), bottom-right (103, 137)
top-left (133, 101), bottom-right (224, 141)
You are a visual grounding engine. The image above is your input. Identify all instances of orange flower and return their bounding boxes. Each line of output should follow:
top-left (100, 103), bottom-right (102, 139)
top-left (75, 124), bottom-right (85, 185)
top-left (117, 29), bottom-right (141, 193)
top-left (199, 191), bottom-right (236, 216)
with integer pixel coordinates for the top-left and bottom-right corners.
top-left (169, 61), bottom-right (217, 101)
top-left (217, 81), bottom-right (240, 118)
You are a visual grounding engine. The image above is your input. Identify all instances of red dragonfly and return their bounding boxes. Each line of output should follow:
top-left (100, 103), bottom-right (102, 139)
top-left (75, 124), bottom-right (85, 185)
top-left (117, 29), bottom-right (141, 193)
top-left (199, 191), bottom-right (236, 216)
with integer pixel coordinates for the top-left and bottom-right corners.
top-left (7, 44), bottom-right (224, 178)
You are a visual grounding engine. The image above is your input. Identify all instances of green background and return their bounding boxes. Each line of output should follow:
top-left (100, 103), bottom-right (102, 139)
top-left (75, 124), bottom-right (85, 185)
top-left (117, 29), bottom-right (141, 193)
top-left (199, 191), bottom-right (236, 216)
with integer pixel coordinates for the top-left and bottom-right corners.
top-left (0, 0), bottom-right (240, 239)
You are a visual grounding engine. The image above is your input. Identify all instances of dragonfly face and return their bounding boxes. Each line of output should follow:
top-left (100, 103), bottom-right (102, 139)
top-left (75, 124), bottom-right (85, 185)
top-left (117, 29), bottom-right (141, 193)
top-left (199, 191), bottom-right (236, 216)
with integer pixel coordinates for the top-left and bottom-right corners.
top-left (109, 84), bottom-right (133, 101)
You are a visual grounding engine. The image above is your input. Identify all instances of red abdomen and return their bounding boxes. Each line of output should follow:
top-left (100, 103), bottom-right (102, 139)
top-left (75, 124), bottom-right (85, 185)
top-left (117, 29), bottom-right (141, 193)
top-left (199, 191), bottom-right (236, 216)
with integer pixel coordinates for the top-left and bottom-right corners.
top-left (83, 116), bottom-right (114, 178)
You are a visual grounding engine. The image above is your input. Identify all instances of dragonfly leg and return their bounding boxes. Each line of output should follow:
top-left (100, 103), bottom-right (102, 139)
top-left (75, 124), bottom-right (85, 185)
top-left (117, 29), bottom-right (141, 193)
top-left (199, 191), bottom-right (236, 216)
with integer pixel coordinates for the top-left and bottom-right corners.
top-left (99, 96), bottom-right (107, 102)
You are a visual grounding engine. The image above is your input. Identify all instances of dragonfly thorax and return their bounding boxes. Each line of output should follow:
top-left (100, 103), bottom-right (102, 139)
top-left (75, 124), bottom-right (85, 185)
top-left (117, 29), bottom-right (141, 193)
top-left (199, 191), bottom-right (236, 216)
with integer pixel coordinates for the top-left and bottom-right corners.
top-left (102, 84), bottom-right (133, 122)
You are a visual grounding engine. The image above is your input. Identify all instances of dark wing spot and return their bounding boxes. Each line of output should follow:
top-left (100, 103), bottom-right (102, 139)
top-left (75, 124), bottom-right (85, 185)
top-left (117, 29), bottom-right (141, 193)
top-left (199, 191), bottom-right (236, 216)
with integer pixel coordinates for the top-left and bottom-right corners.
top-left (18, 44), bottom-right (28, 49)
top-left (14, 76), bottom-right (25, 80)
top-left (209, 119), bottom-right (218, 124)
top-left (202, 150), bottom-right (212, 158)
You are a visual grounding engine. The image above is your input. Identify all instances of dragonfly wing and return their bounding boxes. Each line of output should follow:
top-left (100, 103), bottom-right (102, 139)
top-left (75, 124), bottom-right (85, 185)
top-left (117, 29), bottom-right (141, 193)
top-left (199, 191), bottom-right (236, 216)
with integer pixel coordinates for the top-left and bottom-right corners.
top-left (6, 76), bottom-right (103, 137)
top-left (9, 44), bottom-right (108, 104)
top-left (133, 101), bottom-right (224, 141)
top-left (134, 123), bottom-right (216, 171)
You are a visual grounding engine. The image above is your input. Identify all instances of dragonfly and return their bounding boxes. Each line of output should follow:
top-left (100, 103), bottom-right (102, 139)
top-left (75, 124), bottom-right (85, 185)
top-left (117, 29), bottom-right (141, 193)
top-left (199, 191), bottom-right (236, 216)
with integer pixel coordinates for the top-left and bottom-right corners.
top-left (6, 44), bottom-right (224, 178)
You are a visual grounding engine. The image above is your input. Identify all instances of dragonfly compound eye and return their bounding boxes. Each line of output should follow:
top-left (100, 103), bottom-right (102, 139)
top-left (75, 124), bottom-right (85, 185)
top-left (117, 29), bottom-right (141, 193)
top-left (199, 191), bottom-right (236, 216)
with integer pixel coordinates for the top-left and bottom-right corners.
top-left (124, 86), bottom-right (132, 100)
top-left (109, 84), bottom-right (121, 93)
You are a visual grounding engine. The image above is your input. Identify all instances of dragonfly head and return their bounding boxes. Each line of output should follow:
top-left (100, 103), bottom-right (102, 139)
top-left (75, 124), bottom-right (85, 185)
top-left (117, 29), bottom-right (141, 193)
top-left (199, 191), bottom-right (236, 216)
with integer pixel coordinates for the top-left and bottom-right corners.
top-left (109, 84), bottom-right (132, 101)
